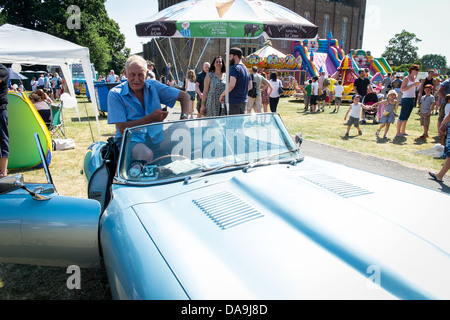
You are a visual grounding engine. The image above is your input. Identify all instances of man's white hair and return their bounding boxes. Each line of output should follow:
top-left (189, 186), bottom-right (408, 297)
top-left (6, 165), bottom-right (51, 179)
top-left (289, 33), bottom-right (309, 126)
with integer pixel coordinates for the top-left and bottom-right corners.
top-left (125, 55), bottom-right (147, 70)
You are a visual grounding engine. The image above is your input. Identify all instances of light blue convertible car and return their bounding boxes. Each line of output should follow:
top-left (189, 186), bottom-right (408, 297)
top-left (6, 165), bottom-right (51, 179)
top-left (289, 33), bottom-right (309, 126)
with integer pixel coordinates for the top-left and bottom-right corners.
top-left (1, 113), bottom-right (450, 300)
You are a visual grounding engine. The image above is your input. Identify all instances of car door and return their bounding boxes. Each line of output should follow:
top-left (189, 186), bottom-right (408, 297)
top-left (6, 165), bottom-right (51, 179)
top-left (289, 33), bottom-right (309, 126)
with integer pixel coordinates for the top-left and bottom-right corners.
top-left (0, 174), bottom-right (101, 268)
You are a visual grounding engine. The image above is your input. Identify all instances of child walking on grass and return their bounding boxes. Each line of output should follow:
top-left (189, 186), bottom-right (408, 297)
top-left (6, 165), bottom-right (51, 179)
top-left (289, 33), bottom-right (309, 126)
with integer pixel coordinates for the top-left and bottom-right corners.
top-left (333, 80), bottom-right (344, 113)
top-left (344, 94), bottom-right (371, 137)
top-left (374, 90), bottom-right (399, 139)
top-left (418, 84), bottom-right (436, 139)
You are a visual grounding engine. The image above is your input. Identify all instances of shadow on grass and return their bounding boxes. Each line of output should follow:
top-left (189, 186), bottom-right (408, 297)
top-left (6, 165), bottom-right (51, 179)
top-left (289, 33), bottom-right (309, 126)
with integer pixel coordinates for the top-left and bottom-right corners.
top-left (413, 137), bottom-right (428, 145)
top-left (392, 135), bottom-right (407, 145)
top-left (376, 136), bottom-right (391, 144)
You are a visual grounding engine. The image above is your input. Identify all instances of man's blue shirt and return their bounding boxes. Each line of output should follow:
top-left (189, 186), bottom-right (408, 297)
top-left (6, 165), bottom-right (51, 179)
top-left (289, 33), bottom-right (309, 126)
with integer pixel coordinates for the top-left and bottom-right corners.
top-left (107, 79), bottom-right (179, 141)
top-left (229, 63), bottom-right (250, 104)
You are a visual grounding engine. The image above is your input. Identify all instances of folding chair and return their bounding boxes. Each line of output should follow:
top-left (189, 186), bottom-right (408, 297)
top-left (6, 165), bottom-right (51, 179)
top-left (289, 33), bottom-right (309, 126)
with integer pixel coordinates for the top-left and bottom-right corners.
top-left (48, 103), bottom-right (67, 139)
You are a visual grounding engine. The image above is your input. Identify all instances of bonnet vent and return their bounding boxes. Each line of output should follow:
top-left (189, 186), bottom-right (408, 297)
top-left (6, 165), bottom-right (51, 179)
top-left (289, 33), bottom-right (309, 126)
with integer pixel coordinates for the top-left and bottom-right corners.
top-left (193, 191), bottom-right (264, 230)
top-left (300, 173), bottom-right (373, 198)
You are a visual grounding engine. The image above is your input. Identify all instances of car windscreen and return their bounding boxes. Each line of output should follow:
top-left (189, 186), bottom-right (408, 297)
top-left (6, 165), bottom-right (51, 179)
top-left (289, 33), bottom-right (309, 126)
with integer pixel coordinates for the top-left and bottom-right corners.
top-left (117, 113), bottom-right (298, 184)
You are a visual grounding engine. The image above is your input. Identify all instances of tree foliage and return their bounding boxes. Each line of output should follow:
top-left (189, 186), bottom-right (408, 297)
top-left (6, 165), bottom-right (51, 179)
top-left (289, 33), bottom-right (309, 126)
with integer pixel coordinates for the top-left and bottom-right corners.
top-left (382, 30), bottom-right (421, 66)
top-left (0, 0), bottom-right (130, 74)
top-left (420, 54), bottom-right (447, 70)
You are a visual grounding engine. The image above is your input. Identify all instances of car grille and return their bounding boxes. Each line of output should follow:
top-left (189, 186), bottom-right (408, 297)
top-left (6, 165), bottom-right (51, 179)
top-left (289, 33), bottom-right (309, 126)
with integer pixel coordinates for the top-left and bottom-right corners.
top-left (193, 191), bottom-right (264, 230)
top-left (300, 173), bottom-right (373, 198)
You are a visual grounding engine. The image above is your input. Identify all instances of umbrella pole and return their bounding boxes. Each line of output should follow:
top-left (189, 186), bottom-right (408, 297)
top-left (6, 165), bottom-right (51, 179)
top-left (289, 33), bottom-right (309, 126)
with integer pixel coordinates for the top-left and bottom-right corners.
top-left (225, 38), bottom-right (230, 114)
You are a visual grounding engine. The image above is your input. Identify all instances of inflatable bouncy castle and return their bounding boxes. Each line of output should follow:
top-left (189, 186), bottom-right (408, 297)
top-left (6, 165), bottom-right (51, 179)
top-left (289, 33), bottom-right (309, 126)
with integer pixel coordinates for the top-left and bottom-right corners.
top-left (330, 55), bottom-right (359, 100)
top-left (293, 31), bottom-right (345, 78)
top-left (351, 49), bottom-right (392, 78)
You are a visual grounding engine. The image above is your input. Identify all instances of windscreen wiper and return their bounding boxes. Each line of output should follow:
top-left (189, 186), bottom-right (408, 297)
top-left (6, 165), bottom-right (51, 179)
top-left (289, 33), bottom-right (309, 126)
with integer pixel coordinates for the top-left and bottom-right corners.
top-left (183, 161), bottom-right (249, 184)
top-left (242, 148), bottom-right (303, 173)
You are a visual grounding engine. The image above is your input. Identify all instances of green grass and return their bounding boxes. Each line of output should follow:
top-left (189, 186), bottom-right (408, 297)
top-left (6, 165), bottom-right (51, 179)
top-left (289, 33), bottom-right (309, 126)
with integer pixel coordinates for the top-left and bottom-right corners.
top-left (278, 97), bottom-right (445, 172)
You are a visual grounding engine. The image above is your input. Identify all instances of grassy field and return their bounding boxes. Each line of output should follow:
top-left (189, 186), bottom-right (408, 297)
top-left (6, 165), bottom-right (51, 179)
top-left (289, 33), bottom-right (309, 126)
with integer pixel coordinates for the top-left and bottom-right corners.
top-left (0, 93), bottom-right (446, 300)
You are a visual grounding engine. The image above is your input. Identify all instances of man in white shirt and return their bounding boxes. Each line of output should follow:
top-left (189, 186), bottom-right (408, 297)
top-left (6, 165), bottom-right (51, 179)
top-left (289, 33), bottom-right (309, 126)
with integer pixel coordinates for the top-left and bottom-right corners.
top-left (107, 70), bottom-right (117, 83)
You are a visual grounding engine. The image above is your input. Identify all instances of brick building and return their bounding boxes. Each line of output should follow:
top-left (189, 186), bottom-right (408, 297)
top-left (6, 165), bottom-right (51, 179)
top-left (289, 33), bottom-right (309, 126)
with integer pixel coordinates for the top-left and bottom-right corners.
top-left (144, 0), bottom-right (366, 80)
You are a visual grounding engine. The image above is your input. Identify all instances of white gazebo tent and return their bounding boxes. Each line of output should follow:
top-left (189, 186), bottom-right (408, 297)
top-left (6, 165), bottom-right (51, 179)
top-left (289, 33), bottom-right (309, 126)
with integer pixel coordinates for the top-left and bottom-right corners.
top-left (0, 23), bottom-right (100, 137)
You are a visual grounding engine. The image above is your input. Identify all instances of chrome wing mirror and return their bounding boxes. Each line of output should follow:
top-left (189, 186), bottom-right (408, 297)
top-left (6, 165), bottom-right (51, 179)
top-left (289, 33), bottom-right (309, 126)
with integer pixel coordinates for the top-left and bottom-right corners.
top-left (295, 132), bottom-right (303, 147)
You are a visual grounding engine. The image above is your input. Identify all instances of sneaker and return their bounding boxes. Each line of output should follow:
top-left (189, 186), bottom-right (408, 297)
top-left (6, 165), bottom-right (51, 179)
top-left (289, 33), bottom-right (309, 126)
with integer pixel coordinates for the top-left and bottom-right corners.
top-left (375, 131), bottom-right (379, 136)
top-left (344, 132), bottom-right (349, 137)
top-left (419, 134), bottom-right (429, 139)
top-left (358, 131), bottom-right (362, 135)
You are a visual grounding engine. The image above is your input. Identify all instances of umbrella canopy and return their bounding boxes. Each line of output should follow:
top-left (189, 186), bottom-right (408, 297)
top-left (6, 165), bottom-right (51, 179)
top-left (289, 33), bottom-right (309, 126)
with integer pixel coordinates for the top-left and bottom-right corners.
top-left (136, 0), bottom-right (318, 108)
top-left (136, 0), bottom-right (318, 40)
top-left (8, 68), bottom-right (27, 80)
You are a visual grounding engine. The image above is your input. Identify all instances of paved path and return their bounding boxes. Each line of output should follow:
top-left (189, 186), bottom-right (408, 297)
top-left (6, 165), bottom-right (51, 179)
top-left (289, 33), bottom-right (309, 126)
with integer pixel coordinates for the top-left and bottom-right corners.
top-left (166, 107), bottom-right (449, 195)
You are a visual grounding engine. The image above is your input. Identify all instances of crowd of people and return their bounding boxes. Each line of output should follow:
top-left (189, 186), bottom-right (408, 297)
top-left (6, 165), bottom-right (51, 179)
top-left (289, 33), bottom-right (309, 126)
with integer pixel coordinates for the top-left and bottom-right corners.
top-left (28, 72), bottom-right (64, 100)
top-left (300, 66), bottom-right (449, 143)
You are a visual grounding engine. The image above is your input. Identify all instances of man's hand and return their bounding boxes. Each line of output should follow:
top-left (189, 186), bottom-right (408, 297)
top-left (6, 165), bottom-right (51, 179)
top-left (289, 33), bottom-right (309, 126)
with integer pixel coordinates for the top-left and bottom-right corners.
top-left (148, 108), bottom-right (169, 122)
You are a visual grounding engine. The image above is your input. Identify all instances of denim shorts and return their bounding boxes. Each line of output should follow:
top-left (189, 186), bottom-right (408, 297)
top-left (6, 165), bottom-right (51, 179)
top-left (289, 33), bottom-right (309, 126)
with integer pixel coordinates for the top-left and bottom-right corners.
top-left (444, 125), bottom-right (450, 158)
top-left (399, 98), bottom-right (415, 121)
top-left (187, 91), bottom-right (196, 101)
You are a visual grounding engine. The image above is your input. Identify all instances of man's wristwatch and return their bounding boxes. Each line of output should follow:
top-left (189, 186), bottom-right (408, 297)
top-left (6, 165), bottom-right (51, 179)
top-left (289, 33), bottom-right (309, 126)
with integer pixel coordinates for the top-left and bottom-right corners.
top-left (180, 113), bottom-right (188, 119)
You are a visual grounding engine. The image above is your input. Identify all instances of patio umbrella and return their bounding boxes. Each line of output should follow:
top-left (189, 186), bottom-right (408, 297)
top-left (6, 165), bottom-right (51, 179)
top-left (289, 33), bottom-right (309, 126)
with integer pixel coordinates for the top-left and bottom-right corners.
top-left (8, 68), bottom-right (28, 80)
top-left (136, 0), bottom-right (318, 109)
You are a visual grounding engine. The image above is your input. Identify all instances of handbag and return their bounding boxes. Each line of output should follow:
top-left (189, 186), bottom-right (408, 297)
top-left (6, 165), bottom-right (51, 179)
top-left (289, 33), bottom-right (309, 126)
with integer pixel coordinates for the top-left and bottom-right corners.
top-left (278, 81), bottom-right (284, 95)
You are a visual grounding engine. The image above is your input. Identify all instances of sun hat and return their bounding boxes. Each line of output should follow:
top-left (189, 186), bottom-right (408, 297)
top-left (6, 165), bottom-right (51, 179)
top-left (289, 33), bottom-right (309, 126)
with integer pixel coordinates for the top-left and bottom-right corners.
top-left (387, 89), bottom-right (397, 98)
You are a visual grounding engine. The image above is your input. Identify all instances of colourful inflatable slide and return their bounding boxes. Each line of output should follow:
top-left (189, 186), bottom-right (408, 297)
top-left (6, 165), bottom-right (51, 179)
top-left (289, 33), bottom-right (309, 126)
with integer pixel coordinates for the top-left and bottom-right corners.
top-left (293, 31), bottom-right (344, 78)
top-left (351, 50), bottom-right (392, 77)
top-left (7, 92), bottom-right (52, 169)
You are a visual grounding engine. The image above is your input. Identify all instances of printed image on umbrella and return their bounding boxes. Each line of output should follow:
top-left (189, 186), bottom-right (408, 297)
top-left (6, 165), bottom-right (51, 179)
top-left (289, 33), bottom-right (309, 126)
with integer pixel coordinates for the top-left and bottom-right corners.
top-left (136, 0), bottom-right (318, 40)
top-left (136, 0), bottom-right (318, 107)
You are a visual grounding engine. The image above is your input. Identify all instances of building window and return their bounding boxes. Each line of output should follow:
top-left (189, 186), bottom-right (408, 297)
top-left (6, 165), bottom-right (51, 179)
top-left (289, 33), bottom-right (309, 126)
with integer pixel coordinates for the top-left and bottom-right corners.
top-left (342, 17), bottom-right (348, 46)
top-left (304, 11), bottom-right (311, 21)
top-left (323, 14), bottom-right (330, 38)
top-left (281, 40), bottom-right (287, 50)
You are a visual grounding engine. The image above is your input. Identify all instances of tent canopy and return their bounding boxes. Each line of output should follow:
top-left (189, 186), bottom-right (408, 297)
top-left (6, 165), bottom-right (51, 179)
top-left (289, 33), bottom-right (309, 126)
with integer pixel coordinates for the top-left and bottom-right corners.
top-left (0, 23), bottom-right (100, 136)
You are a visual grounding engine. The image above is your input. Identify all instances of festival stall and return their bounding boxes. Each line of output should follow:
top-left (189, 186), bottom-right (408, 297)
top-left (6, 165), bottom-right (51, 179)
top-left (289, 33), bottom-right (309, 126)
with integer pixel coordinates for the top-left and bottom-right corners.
top-left (243, 42), bottom-right (302, 96)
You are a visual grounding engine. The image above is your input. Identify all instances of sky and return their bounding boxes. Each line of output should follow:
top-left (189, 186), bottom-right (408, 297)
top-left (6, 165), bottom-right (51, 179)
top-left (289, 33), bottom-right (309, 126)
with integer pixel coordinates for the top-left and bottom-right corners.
top-left (105, 0), bottom-right (450, 66)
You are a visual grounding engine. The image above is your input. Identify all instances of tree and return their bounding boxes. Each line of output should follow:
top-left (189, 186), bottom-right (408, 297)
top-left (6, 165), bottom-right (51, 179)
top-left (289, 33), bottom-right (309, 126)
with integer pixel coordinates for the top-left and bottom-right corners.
top-left (0, 0), bottom-right (129, 74)
top-left (420, 54), bottom-right (447, 70)
top-left (382, 30), bottom-right (421, 66)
